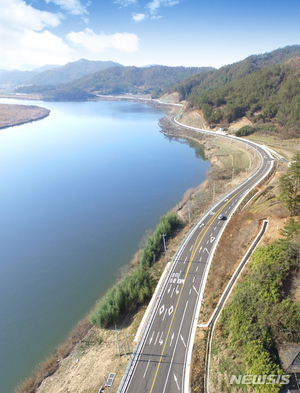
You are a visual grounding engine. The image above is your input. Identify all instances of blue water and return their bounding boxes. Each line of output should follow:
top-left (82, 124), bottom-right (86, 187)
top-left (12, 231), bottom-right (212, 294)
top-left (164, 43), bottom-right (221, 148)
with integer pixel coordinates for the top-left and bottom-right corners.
top-left (0, 99), bottom-right (210, 392)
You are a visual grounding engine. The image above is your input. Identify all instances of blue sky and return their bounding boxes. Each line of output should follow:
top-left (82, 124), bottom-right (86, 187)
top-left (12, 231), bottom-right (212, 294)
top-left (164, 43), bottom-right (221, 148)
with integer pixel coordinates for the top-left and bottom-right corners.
top-left (1, 0), bottom-right (300, 69)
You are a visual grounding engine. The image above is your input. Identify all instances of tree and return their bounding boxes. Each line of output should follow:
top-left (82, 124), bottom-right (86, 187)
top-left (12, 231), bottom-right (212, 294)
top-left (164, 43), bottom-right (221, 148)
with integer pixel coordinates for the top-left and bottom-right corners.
top-left (280, 152), bottom-right (300, 215)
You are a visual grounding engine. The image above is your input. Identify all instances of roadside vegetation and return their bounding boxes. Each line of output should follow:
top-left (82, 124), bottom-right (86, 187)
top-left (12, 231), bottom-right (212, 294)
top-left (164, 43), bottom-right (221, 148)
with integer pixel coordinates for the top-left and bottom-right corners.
top-left (90, 211), bottom-right (179, 328)
top-left (215, 218), bottom-right (300, 393)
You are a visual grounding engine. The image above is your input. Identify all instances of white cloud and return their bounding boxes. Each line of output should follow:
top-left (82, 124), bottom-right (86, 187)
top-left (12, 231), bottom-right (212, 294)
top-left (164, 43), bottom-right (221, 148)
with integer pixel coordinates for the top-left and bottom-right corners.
top-left (45, 0), bottom-right (89, 16)
top-left (132, 13), bottom-right (146, 22)
top-left (147, 0), bottom-right (179, 15)
top-left (0, 0), bottom-right (73, 68)
top-left (66, 28), bottom-right (139, 53)
top-left (114, 0), bottom-right (137, 6)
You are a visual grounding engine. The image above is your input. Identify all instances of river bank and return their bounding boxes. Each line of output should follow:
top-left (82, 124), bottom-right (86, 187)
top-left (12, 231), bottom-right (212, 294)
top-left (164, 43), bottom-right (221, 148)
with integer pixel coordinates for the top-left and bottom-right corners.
top-left (0, 103), bottom-right (50, 129)
top-left (12, 101), bottom-right (262, 393)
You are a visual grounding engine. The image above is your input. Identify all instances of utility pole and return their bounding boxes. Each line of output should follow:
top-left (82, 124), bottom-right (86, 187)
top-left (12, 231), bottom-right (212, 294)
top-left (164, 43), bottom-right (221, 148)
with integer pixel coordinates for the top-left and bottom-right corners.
top-left (152, 252), bottom-right (155, 265)
top-left (114, 325), bottom-right (120, 356)
top-left (161, 233), bottom-right (167, 262)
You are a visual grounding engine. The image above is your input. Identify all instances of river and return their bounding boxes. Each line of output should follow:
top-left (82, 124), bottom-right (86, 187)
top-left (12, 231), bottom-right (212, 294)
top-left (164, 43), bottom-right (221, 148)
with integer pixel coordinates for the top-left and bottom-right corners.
top-left (0, 99), bottom-right (210, 392)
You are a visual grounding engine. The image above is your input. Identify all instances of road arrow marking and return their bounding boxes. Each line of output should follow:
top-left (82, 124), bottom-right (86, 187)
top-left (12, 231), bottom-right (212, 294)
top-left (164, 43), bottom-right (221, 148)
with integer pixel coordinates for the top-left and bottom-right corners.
top-left (174, 374), bottom-right (180, 390)
top-left (180, 334), bottom-right (187, 348)
top-left (167, 285), bottom-right (171, 293)
top-left (168, 305), bottom-right (174, 316)
top-left (198, 223), bottom-right (204, 229)
top-left (149, 331), bottom-right (155, 345)
top-left (210, 234), bottom-right (215, 243)
top-left (204, 247), bottom-right (209, 254)
top-left (193, 285), bottom-right (199, 295)
top-left (175, 285), bottom-right (179, 295)
top-left (159, 305), bottom-right (165, 315)
top-left (159, 332), bottom-right (164, 346)
top-left (170, 332), bottom-right (174, 346)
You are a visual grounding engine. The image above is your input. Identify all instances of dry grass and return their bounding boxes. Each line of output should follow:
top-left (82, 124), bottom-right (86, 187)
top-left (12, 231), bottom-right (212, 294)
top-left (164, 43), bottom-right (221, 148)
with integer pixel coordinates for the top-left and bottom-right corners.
top-left (0, 103), bottom-right (50, 129)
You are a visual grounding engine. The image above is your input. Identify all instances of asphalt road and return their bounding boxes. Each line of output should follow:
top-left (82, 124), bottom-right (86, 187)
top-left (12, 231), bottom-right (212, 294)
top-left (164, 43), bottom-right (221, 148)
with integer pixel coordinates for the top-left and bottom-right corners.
top-left (119, 122), bottom-right (274, 393)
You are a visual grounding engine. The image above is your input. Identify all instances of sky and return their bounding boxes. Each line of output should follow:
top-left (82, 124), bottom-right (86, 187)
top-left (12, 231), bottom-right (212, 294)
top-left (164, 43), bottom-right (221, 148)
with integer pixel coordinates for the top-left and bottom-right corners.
top-left (1, 0), bottom-right (300, 70)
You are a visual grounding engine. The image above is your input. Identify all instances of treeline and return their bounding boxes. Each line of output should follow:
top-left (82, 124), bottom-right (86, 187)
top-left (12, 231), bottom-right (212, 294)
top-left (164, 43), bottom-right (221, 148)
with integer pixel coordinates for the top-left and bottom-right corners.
top-left (219, 218), bottom-right (300, 392)
top-left (236, 124), bottom-right (276, 137)
top-left (90, 212), bottom-right (178, 327)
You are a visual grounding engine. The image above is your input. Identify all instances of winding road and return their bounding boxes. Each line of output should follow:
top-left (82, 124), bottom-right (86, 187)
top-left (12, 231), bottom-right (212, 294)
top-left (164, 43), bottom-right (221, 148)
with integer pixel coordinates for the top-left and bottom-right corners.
top-left (118, 118), bottom-right (276, 393)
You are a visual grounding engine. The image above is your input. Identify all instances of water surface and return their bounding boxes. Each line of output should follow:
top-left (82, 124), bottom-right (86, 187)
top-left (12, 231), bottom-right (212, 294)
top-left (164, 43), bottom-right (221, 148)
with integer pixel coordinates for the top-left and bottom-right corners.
top-left (0, 99), bottom-right (210, 392)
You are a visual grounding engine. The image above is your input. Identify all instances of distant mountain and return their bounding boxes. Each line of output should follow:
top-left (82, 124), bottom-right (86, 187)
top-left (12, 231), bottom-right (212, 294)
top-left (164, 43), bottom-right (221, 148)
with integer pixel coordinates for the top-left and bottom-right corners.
top-left (0, 59), bottom-right (123, 88)
top-left (33, 64), bottom-right (61, 73)
top-left (16, 65), bottom-right (214, 101)
top-left (17, 64), bottom-right (39, 71)
top-left (0, 70), bottom-right (38, 86)
top-left (26, 59), bottom-right (123, 86)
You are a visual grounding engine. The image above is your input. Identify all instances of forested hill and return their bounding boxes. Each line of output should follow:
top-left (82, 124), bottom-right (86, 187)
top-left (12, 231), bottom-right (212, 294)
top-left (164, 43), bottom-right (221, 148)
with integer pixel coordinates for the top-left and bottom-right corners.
top-left (64, 65), bottom-right (214, 96)
top-left (167, 45), bottom-right (300, 101)
top-left (16, 65), bottom-right (214, 100)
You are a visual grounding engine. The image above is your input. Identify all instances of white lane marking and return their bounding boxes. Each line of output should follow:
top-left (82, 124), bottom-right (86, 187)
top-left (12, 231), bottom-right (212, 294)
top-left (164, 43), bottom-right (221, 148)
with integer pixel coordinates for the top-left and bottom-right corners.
top-left (167, 285), bottom-right (172, 293)
top-left (193, 285), bottom-right (199, 295)
top-left (170, 332), bottom-right (174, 346)
top-left (189, 245), bottom-right (194, 251)
top-left (162, 301), bottom-right (189, 393)
top-left (214, 226), bottom-right (217, 230)
top-left (168, 305), bottom-right (174, 316)
top-left (198, 223), bottom-right (204, 229)
top-left (143, 359), bottom-right (150, 378)
top-left (149, 331), bottom-right (155, 345)
top-left (159, 332), bottom-right (164, 346)
top-left (180, 334), bottom-right (187, 348)
top-left (229, 206), bottom-right (231, 210)
top-left (199, 257), bottom-right (202, 262)
top-left (225, 210), bottom-right (227, 214)
top-left (196, 266), bottom-right (199, 272)
top-left (206, 240), bottom-right (209, 244)
top-left (174, 374), bottom-right (180, 390)
top-left (162, 308), bottom-right (167, 321)
top-left (175, 285), bottom-right (180, 295)
top-left (184, 256), bottom-right (187, 264)
top-left (189, 288), bottom-right (192, 295)
top-left (198, 246), bottom-right (202, 253)
top-left (192, 277), bottom-right (195, 283)
top-left (154, 331), bottom-right (160, 345)
top-left (159, 305), bottom-right (165, 315)
top-left (204, 247), bottom-right (209, 254)
top-left (170, 288), bottom-right (175, 298)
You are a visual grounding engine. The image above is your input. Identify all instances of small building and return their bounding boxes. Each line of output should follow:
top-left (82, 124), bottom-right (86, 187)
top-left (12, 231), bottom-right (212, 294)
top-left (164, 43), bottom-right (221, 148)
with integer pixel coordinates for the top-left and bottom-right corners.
top-left (278, 343), bottom-right (300, 392)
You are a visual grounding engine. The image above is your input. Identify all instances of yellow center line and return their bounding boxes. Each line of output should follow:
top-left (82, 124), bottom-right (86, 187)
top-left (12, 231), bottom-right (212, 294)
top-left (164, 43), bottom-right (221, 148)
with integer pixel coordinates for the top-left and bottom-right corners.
top-left (148, 168), bottom-right (265, 392)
